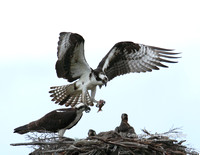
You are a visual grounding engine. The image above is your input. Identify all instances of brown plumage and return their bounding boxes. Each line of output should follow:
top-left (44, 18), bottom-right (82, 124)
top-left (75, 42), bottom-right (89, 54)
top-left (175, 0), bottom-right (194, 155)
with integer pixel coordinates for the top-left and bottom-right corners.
top-left (115, 113), bottom-right (136, 137)
top-left (14, 103), bottom-right (90, 137)
top-left (88, 129), bottom-right (97, 137)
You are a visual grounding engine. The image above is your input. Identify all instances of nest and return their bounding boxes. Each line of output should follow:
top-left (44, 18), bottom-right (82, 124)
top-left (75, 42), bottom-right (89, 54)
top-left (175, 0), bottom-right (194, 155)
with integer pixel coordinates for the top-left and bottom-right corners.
top-left (11, 128), bottom-right (199, 155)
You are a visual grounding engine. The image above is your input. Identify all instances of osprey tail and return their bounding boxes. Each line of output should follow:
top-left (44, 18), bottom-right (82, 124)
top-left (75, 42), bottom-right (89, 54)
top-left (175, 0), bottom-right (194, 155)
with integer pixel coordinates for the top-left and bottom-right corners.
top-left (49, 84), bottom-right (93, 107)
top-left (14, 125), bottom-right (29, 134)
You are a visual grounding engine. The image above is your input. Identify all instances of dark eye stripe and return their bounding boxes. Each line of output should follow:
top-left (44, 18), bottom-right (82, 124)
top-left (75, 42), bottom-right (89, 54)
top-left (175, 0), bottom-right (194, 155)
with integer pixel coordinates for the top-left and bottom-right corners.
top-left (96, 76), bottom-right (102, 81)
top-left (93, 70), bottom-right (106, 81)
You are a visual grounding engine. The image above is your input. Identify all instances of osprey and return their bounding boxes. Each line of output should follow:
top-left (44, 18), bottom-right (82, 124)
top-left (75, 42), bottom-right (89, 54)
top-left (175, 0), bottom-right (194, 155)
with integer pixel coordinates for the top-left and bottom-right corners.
top-left (14, 103), bottom-right (90, 137)
top-left (87, 129), bottom-right (120, 139)
top-left (49, 32), bottom-right (179, 108)
top-left (88, 129), bottom-right (97, 137)
top-left (115, 113), bottom-right (136, 136)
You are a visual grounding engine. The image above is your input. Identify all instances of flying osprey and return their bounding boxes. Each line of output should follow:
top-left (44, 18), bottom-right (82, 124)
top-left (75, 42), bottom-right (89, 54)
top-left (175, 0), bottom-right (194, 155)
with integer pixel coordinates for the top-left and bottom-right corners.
top-left (49, 32), bottom-right (179, 108)
top-left (14, 103), bottom-right (90, 137)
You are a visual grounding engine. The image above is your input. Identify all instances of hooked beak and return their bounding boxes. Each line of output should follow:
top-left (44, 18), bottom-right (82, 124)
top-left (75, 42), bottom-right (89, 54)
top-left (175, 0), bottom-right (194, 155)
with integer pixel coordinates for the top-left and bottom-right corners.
top-left (99, 82), bottom-right (107, 89)
top-left (103, 77), bottom-right (108, 87)
top-left (99, 77), bottom-right (108, 89)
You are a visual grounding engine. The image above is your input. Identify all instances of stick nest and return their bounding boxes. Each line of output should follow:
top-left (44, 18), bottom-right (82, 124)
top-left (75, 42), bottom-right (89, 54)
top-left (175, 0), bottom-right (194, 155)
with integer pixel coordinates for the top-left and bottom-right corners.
top-left (11, 128), bottom-right (199, 155)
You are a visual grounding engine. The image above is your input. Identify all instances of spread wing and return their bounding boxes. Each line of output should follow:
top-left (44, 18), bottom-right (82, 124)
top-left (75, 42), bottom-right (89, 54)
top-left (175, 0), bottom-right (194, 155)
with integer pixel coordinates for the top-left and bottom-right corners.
top-left (55, 32), bottom-right (91, 82)
top-left (96, 42), bottom-right (180, 81)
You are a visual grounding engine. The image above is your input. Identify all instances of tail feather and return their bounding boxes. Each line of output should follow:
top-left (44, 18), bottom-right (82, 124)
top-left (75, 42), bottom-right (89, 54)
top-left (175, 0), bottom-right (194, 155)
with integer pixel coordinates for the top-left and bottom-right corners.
top-left (14, 125), bottom-right (29, 134)
top-left (70, 94), bottom-right (81, 107)
top-left (49, 84), bottom-right (94, 107)
top-left (49, 84), bottom-right (76, 104)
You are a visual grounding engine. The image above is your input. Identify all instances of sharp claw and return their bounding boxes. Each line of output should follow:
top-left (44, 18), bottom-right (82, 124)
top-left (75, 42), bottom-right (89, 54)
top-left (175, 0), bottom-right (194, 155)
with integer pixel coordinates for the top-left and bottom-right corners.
top-left (96, 102), bottom-right (100, 107)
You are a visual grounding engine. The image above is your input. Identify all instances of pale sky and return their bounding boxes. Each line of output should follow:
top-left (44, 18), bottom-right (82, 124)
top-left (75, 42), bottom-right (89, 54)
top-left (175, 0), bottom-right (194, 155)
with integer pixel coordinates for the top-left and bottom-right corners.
top-left (0, 0), bottom-right (200, 154)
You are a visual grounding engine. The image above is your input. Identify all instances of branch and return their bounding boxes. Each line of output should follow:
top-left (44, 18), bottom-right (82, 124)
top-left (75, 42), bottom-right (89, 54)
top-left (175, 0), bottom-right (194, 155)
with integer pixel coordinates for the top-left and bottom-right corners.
top-left (10, 141), bottom-right (73, 146)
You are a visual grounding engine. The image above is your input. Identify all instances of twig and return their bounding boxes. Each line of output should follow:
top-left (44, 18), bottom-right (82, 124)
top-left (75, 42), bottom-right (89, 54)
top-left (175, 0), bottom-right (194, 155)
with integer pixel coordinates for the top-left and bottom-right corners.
top-left (10, 141), bottom-right (73, 146)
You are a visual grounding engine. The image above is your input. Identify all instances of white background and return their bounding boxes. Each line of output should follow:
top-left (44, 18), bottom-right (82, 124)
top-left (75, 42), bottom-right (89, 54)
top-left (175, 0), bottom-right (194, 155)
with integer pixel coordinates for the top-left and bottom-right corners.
top-left (0, 0), bottom-right (199, 154)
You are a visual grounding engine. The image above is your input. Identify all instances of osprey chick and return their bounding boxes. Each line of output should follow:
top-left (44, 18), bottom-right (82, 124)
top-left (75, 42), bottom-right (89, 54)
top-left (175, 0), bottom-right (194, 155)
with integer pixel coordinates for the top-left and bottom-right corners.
top-left (115, 113), bottom-right (137, 138)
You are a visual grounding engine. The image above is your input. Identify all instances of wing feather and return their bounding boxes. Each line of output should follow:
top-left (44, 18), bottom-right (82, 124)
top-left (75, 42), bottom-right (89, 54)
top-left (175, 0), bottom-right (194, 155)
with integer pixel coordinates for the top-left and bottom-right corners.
top-left (96, 42), bottom-right (180, 81)
top-left (55, 32), bottom-right (91, 82)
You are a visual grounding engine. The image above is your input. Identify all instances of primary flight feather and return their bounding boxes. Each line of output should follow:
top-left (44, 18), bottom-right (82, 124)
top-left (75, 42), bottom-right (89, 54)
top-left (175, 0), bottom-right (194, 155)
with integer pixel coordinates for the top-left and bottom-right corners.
top-left (49, 32), bottom-right (179, 108)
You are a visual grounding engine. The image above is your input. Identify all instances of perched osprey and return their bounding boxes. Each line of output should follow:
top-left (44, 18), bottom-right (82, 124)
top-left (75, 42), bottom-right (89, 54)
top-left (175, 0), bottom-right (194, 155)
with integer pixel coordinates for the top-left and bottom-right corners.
top-left (87, 129), bottom-right (120, 139)
top-left (49, 32), bottom-right (179, 108)
top-left (88, 129), bottom-right (97, 137)
top-left (14, 103), bottom-right (90, 137)
top-left (115, 113), bottom-right (136, 133)
top-left (115, 113), bottom-right (137, 138)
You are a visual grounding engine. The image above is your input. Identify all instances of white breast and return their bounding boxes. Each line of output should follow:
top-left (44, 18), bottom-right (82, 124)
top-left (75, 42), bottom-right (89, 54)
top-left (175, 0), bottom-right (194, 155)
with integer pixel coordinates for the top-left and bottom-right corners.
top-left (67, 112), bottom-right (83, 129)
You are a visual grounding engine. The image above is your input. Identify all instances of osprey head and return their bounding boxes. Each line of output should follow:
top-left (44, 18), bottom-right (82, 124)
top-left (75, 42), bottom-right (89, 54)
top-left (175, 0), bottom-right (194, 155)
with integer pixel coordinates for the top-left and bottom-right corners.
top-left (121, 113), bottom-right (128, 122)
top-left (88, 129), bottom-right (97, 137)
top-left (75, 103), bottom-right (91, 113)
top-left (93, 69), bottom-right (108, 88)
